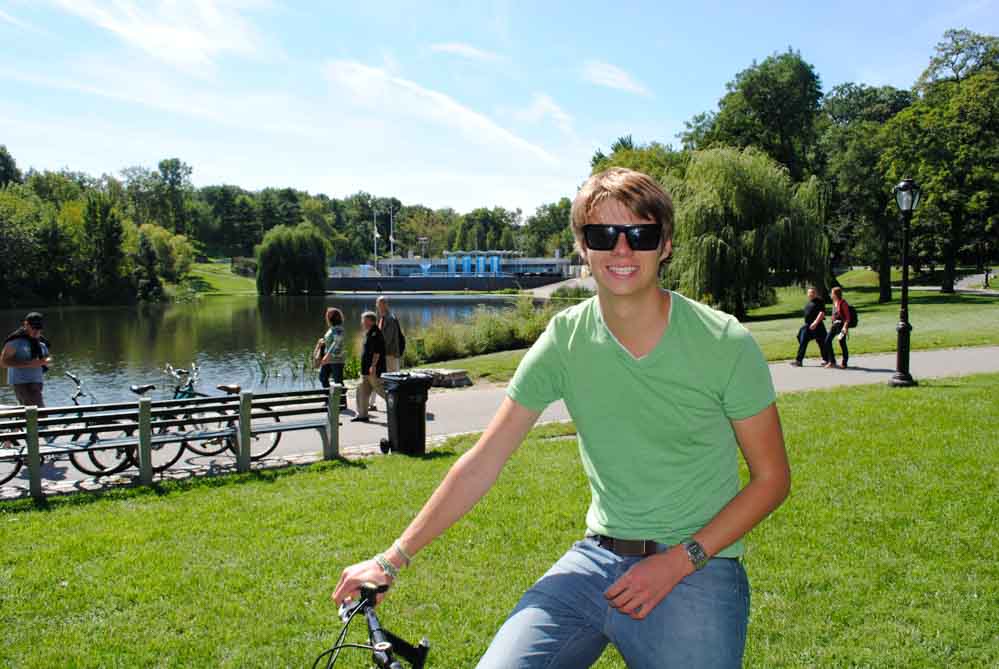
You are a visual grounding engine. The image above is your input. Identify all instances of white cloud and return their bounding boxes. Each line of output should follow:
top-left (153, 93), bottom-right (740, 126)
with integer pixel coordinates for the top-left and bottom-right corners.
top-left (52, 0), bottom-right (273, 73)
top-left (514, 93), bottom-right (574, 136)
top-left (0, 8), bottom-right (31, 30)
top-left (430, 42), bottom-right (502, 63)
top-left (582, 60), bottom-right (651, 97)
top-left (324, 60), bottom-right (556, 165)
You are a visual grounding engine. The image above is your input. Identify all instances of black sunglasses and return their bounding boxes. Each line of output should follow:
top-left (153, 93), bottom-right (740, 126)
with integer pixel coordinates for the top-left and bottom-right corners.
top-left (582, 224), bottom-right (663, 251)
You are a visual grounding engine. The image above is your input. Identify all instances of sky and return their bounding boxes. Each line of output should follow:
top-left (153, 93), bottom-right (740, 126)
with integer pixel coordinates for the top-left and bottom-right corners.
top-left (1, 1), bottom-right (997, 216)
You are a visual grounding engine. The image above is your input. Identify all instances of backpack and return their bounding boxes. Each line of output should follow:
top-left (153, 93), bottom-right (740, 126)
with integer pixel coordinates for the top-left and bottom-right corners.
top-left (847, 303), bottom-right (858, 328)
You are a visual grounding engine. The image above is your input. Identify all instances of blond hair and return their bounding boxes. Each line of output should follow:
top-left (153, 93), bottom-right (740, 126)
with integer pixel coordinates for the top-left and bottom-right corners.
top-left (570, 168), bottom-right (673, 252)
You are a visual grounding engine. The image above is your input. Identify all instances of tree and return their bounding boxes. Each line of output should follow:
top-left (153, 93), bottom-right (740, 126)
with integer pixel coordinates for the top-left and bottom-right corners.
top-left (882, 68), bottom-right (999, 292)
top-left (83, 192), bottom-right (130, 302)
top-left (667, 147), bottom-right (828, 319)
top-left (523, 198), bottom-right (572, 257)
top-left (135, 230), bottom-right (165, 301)
top-left (682, 49), bottom-right (822, 181)
top-left (0, 146), bottom-right (22, 187)
top-left (157, 158), bottom-right (194, 235)
top-left (256, 223), bottom-right (327, 295)
top-left (0, 184), bottom-right (47, 305)
top-left (916, 28), bottom-right (999, 90)
top-left (819, 83), bottom-right (913, 301)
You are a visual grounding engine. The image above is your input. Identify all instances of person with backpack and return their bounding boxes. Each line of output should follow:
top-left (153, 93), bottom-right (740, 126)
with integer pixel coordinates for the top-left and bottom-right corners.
top-left (824, 286), bottom-right (853, 369)
top-left (1, 312), bottom-right (51, 407)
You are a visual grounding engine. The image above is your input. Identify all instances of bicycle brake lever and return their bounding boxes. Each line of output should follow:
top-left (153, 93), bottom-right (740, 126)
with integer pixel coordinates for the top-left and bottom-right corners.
top-left (338, 597), bottom-right (364, 623)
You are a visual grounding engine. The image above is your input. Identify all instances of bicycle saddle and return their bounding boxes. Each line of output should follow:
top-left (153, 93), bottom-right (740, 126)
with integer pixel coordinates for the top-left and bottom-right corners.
top-left (130, 384), bottom-right (156, 395)
top-left (217, 384), bottom-right (242, 395)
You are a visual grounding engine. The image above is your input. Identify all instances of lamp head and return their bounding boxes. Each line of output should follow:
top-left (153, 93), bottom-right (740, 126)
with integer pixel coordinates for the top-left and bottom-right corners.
top-left (893, 178), bottom-right (921, 213)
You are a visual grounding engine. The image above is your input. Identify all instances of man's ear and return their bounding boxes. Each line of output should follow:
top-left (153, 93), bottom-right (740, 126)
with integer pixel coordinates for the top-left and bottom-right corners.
top-left (659, 239), bottom-right (673, 264)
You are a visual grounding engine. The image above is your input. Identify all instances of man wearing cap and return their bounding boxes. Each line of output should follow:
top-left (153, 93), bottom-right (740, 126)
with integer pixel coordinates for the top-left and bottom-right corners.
top-left (1, 312), bottom-right (51, 407)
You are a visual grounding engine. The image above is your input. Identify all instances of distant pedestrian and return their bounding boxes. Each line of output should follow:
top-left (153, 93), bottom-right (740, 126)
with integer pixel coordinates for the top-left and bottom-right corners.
top-left (824, 287), bottom-right (851, 369)
top-left (790, 287), bottom-right (829, 367)
top-left (350, 311), bottom-right (386, 423)
top-left (1, 312), bottom-right (51, 407)
top-left (376, 296), bottom-right (402, 373)
top-left (317, 307), bottom-right (348, 409)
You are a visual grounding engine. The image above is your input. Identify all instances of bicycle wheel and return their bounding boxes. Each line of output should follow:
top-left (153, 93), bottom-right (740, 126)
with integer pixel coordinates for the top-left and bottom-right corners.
top-left (0, 436), bottom-right (23, 485)
top-left (181, 411), bottom-right (234, 456)
top-left (70, 427), bottom-right (132, 477)
top-left (127, 421), bottom-right (186, 473)
top-left (227, 405), bottom-right (281, 460)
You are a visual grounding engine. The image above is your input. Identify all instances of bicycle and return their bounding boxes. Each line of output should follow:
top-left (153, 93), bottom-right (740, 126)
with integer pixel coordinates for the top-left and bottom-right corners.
top-left (314, 583), bottom-right (429, 669)
top-left (66, 371), bottom-right (186, 476)
top-left (165, 363), bottom-right (283, 461)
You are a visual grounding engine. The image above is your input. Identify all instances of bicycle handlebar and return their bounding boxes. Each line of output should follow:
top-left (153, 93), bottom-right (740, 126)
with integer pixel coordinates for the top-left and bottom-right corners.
top-left (319, 582), bottom-right (428, 669)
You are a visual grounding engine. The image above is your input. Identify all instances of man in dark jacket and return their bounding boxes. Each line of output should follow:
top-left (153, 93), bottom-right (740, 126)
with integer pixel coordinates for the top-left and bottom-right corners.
top-left (790, 287), bottom-right (829, 367)
top-left (351, 311), bottom-right (387, 423)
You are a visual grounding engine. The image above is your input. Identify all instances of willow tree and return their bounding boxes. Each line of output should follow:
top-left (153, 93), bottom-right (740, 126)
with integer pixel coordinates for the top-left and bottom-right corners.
top-left (667, 147), bottom-right (828, 319)
top-left (256, 223), bottom-right (327, 295)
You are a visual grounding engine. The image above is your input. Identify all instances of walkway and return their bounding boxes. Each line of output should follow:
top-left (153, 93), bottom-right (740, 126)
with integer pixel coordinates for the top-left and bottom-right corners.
top-left (4, 345), bottom-right (999, 499)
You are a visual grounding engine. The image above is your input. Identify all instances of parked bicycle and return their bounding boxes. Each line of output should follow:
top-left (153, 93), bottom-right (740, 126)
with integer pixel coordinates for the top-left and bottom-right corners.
top-left (67, 371), bottom-right (186, 476)
top-left (163, 363), bottom-right (283, 461)
top-left (314, 583), bottom-right (429, 669)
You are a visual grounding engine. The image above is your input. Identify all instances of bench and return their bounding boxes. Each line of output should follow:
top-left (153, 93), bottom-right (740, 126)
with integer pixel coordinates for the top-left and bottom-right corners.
top-left (1, 385), bottom-right (346, 499)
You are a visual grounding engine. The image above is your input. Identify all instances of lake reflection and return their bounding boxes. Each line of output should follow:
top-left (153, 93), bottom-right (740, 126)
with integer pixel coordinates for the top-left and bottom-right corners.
top-left (0, 294), bottom-right (515, 406)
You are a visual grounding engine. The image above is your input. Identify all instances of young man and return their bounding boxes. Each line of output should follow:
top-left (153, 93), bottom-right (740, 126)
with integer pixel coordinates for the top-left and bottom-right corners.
top-left (333, 168), bottom-right (790, 668)
top-left (350, 311), bottom-right (386, 423)
top-left (1, 312), bottom-right (51, 408)
top-left (790, 287), bottom-right (829, 367)
top-left (376, 296), bottom-right (403, 373)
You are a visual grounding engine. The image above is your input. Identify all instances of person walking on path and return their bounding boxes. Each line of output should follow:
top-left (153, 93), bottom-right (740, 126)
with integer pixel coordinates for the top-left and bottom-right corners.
top-left (824, 287), bottom-right (851, 369)
top-left (350, 311), bottom-right (386, 423)
top-left (317, 307), bottom-right (348, 409)
top-left (1, 312), bottom-right (51, 407)
top-left (376, 296), bottom-right (402, 373)
top-left (791, 287), bottom-right (829, 367)
top-left (333, 167), bottom-right (790, 668)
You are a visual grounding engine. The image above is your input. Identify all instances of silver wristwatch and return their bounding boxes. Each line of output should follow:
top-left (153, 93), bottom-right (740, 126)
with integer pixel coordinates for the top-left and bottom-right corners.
top-left (682, 540), bottom-right (709, 571)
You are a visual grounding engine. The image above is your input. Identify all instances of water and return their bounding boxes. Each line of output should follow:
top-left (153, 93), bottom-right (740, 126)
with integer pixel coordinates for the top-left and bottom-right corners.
top-left (0, 294), bottom-right (516, 407)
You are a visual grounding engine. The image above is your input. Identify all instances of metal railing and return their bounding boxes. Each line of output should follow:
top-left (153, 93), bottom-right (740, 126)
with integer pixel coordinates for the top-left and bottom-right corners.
top-left (1, 385), bottom-right (344, 500)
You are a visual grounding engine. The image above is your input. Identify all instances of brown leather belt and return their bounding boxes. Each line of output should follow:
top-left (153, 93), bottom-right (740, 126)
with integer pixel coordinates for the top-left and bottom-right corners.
top-left (593, 535), bottom-right (659, 557)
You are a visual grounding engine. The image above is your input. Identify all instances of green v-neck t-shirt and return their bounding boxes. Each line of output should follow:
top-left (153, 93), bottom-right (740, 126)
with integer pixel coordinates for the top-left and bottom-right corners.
top-left (507, 292), bottom-right (775, 558)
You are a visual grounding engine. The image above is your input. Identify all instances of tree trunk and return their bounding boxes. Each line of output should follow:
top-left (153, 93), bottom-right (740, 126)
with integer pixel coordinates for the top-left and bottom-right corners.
top-left (941, 212), bottom-right (962, 294)
top-left (878, 228), bottom-right (893, 303)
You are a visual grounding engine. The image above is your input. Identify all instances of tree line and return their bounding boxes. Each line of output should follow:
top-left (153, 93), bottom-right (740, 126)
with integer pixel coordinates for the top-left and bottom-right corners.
top-left (1, 28), bottom-right (994, 305)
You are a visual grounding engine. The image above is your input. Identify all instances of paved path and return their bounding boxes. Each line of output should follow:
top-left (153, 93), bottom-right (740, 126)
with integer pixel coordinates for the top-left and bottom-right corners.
top-left (4, 345), bottom-right (999, 499)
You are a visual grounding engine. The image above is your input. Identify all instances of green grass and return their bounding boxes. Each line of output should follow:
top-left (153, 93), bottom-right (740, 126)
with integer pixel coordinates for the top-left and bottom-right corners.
top-left (2, 374), bottom-right (997, 667)
top-left (173, 262), bottom-right (259, 296)
top-left (450, 270), bottom-right (999, 383)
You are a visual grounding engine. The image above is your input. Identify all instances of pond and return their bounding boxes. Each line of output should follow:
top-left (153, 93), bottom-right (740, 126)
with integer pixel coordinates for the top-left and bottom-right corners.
top-left (0, 294), bottom-right (518, 407)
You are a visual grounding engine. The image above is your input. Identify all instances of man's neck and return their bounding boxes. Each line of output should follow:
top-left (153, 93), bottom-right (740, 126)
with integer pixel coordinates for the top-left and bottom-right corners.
top-left (597, 285), bottom-right (670, 358)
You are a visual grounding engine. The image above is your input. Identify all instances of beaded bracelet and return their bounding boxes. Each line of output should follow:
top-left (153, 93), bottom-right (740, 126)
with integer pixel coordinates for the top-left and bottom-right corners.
top-left (392, 540), bottom-right (413, 566)
top-left (374, 552), bottom-right (399, 579)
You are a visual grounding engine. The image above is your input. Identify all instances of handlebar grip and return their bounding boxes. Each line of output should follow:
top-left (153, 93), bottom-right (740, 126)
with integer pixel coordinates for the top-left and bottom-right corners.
top-left (364, 607), bottom-right (392, 653)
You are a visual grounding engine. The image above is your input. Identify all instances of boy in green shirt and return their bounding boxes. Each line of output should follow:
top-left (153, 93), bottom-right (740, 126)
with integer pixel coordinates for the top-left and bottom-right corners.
top-left (334, 168), bottom-right (790, 668)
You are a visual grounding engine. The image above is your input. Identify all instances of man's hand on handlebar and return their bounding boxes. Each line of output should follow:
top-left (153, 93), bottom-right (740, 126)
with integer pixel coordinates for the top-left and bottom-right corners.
top-left (333, 558), bottom-right (393, 607)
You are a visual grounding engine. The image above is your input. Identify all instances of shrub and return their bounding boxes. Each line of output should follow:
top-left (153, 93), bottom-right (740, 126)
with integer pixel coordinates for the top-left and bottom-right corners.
top-left (420, 318), bottom-right (465, 362)
top-left (466, 306), bottom-right (517, 355)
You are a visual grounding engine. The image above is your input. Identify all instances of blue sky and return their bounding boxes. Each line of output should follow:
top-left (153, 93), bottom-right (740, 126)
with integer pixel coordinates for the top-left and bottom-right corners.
top-left (2, 1), bottom-right (997, 215)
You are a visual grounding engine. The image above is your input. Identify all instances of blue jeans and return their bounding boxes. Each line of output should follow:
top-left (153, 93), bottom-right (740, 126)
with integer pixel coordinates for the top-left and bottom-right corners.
top-left (476, 538), bottom-right (749, 669)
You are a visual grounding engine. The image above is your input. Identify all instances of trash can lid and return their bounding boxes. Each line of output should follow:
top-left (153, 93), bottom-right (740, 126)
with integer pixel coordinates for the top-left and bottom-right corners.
top-left (382, 372), bottom-right (434, 389)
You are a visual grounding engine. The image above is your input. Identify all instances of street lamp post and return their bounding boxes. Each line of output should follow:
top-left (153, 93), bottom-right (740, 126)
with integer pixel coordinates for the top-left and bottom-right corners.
top-left (891, 177), bottom-right (921, 388)
top-left (372, 209), bottom-right (380, 269)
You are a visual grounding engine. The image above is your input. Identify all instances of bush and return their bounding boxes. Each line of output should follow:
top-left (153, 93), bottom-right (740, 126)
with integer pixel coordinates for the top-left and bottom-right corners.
top-left (231, 256), bottom-right (257, 277)
top-left (420, 318), bottom-right (464, 362)
top-left (466, 306), bottom-right (517, 355)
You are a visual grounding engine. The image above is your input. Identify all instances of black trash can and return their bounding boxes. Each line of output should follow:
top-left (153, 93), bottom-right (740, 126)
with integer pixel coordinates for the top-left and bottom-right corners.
top-left (380, 372), bottom-right (434, 455)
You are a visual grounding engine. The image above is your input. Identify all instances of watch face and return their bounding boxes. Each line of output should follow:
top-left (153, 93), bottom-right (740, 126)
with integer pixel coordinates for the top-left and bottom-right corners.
top-left (685, 541), bottom-right (708, 569)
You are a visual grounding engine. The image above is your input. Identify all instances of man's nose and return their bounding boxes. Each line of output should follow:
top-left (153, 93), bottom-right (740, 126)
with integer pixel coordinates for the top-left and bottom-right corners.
top-left (611, 231), bottom-right (632, 254)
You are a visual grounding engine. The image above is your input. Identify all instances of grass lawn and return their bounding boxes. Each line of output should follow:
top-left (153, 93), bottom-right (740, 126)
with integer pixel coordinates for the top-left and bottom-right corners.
top-left (451, 269), bottom-right (999, 384)
top-left (2, 374), bottom-right (997, 667)
top-left (171, 262), bottom-right (258, 296)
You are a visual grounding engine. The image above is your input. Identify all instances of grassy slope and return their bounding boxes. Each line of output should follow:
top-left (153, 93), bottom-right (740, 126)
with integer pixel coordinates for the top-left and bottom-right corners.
top-left (455, 270), bottom-right (999, 383)
top-left (173, 262), bottom-right (258, 296)
top-left (1, 375), bottom-right (997, 667)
